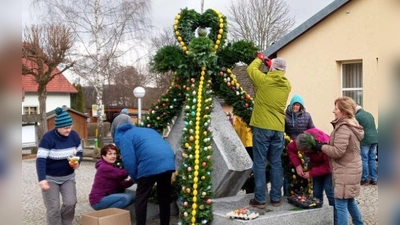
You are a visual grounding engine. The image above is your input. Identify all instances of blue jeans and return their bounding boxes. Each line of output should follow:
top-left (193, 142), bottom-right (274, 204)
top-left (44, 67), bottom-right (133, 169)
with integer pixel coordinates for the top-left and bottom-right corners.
top-left (361, 144), bottom-right (378, 182)
top-left (313, 173), bottom-right (336, 223)
top-left (92, 193), bottom-right (134, 210)
top-left (335, 198), bottom-right (363, 225)
top-left (283, 177), bottom-right (289, 196)
top-left (252, 127), bottom-right (284, 203)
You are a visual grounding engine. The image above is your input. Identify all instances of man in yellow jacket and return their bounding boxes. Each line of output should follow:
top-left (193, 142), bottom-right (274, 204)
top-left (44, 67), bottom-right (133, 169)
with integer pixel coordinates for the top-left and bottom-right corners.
top-left (247, 53), bottom-right (291, 208)
top-left (234, 116), bottom-right (253, 157)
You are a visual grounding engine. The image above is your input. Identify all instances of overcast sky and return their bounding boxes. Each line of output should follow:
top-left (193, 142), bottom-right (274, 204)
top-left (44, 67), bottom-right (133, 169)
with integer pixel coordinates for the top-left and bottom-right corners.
top-left (22, 0), bottom-right (334, 81)
top-left (23, 0), bottom-right (334, 31)
top-left (150, 0), bottom-right (334, 32)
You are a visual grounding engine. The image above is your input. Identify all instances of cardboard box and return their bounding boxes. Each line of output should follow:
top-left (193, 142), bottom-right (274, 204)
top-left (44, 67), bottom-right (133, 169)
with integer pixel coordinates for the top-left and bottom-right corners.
top-left (81, 208), bottom-right (131, 225)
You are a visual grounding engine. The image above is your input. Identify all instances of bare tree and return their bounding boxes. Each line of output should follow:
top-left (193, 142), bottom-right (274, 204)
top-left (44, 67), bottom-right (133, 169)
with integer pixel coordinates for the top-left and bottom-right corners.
top-left (149, 28), bottom-right (177, 52)
top-left (227, 0), bottom-right (295, 51)
top-left (22, 24), bottom-right (75, 137)
top-left (111, 65), bottom-right (147, 106)
top-left (83, 63), bottom-right (149, 114)
top-left (33, 0), bottom-right (152, 146)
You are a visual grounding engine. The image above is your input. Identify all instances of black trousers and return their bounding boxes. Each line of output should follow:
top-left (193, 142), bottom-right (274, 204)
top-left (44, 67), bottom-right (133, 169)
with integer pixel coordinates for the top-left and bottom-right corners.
top-left (135, 171), bottom-right (173, 225)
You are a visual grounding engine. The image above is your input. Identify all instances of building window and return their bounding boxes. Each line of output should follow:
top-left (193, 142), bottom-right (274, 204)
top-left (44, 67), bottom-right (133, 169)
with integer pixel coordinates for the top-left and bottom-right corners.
top-left (24, 106), bottom-right (38, 115)
top-left (341, 62), bottom-right (363, 105)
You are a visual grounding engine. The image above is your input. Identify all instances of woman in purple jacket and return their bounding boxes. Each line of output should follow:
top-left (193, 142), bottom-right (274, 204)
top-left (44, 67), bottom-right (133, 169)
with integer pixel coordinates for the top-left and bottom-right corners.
top-left (89, 144), bottom-right (134, 210)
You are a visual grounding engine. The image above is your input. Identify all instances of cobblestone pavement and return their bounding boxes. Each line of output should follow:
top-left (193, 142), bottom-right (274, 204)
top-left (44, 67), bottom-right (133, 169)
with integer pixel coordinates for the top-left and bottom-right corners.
top-left (356, 183), bottom-right (378, 225)
top-left (22, 159), bottom-right (377, 225)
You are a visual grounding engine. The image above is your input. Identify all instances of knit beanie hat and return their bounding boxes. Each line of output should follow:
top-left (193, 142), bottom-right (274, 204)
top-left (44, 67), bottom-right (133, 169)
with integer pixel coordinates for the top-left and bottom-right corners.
top-left (272, 58), bottom-right (286, 71)
top-left (121, 108), bottom-right (129, 114)
top-left (55, 107), bottom-right (73, 128)
top-left (295, 132), bottom-right (316, 150)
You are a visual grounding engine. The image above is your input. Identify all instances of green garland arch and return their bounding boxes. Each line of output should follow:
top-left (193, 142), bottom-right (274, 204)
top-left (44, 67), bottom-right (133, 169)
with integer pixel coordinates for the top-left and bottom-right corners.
top-left (143, 8), bottom-right (259, 225)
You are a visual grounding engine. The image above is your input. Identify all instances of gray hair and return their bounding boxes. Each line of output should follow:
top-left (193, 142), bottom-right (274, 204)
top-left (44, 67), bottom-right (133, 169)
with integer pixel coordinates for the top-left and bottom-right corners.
top-left (271, 58), bottom-right (286, 71)
top-left (295, 133), bottom-right (316, 150)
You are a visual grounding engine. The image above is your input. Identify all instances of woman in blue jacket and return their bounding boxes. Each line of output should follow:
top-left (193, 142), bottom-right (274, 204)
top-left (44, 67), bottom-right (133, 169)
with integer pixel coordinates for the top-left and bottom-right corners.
top-left (114, 123), bottom-right (175, 225)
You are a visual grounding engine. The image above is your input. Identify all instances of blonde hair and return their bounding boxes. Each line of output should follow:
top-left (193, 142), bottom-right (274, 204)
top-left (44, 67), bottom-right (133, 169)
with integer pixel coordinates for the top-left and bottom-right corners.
top-left (334, 96), bottom-right (357, 118)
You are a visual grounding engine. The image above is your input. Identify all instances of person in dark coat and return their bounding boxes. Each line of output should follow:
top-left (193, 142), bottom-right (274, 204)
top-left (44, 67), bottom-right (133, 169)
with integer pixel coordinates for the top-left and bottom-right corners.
top-left (355, 105), bottom-right (378, 185)
top-left (283, 94), bottom-right (315, 196)
top-left (110, 108), bottom-right (133, 141)
top-left (114, 123), bottom-right (175, 225)
top-left (89, 144), bottom-right (134, 210)
top-left (285, 94), bottom-right (315, 140)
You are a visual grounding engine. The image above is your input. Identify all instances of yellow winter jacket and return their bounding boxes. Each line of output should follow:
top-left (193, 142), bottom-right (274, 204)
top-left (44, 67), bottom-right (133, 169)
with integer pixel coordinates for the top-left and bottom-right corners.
top-left (234, 116), bottom-right (253, 147)
top-left (246, 58), bottom-right (291, 131)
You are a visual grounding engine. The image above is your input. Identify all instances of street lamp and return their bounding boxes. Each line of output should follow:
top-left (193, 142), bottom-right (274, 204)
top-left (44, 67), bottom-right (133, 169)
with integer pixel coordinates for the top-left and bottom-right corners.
top-left (133, 86), bottom-right (146, 125)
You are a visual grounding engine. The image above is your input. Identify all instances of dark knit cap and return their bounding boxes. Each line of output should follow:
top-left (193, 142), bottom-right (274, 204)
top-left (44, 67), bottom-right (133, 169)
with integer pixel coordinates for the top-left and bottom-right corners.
top-left (296, 132), bottom-right (316, 150)
top-left (55, 107), bottom-right (73, 128)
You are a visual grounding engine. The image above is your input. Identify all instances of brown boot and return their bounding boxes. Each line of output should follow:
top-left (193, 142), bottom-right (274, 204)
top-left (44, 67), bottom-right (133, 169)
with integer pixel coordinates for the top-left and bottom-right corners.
top-left (270, 200), bottom-right (281, 207)
top-left (249, 198), bottom-right (266, 209)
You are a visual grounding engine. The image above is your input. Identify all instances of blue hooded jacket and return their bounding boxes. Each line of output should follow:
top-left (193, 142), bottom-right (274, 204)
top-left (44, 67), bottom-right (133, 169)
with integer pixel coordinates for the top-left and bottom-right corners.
top-left (114, 124), bottom-right (175, 180)
top-left (285, 94), bottom-right (315, 139)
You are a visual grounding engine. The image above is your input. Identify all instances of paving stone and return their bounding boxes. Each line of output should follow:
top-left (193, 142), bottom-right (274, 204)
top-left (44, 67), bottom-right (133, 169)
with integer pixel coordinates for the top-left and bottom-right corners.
top-left (21, 154), bottom-right (379, 225)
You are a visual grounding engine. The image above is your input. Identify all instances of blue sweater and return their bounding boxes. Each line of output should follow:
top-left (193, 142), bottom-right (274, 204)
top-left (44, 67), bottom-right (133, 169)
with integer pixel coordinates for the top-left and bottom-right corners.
top-left (36, 129), bottom-right (82, 181)
top-left (114, 124), bottom-right (175, 180)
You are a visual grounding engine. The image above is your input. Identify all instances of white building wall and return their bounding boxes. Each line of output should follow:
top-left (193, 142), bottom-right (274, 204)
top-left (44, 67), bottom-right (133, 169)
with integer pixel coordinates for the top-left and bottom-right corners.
top-left (22, 93), bottom-right (72, 114)
top-left (22, 125), bottom-right (37, 148)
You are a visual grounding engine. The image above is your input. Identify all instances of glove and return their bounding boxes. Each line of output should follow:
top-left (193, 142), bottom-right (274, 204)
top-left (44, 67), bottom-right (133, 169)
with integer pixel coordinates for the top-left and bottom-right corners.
top-left (264, 58), bottom-right (272, 68)
top-left (311, 142), bottom-right (325, 153)
top-left (256, 52), bottom-right (265, 61)
top-left (256, 53), bottom-right (272, 68)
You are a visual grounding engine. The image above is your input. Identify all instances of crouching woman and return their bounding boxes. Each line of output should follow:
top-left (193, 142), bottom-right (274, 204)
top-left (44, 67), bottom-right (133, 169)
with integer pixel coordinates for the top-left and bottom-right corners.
top-left (89, 144), bottom-right (134, 210)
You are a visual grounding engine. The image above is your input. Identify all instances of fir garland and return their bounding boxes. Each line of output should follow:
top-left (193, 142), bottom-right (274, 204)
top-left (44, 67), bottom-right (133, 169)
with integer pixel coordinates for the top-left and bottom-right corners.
top-left (142, 8), bottom-right (259, 225)
top-left (283, 134), bottom-right (315, 197)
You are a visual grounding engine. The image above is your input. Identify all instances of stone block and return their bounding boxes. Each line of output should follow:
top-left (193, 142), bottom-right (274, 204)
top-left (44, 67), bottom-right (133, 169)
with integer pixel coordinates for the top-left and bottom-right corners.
top-left (165, 98), bottom-right (253, 198)
top-left (212, 194), bottom-right (334, 225)
top-left (125, 184), bottom-right (179, 220)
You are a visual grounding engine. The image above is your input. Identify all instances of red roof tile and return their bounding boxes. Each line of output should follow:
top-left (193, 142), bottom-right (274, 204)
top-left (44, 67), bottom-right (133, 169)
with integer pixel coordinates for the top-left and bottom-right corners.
top-left (22, 58), bottom-right (77, 93)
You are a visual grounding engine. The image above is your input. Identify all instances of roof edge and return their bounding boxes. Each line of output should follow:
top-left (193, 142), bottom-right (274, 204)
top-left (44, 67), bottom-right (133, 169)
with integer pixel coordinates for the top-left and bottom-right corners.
top-left (46, 107), bottom-right (89, 119)
top-left (264, 0), bottom-right (351, 57)
top-left (24, 90), bottom-right (79, 94)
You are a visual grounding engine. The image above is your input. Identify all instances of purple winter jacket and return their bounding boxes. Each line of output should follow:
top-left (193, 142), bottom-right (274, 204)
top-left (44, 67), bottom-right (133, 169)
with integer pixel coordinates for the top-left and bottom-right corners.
top-left (89, 159), bottom-right (134, 206)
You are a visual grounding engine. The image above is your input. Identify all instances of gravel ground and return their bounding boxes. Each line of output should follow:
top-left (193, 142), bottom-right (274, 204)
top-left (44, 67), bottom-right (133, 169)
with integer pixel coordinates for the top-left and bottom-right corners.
top-left (22, 159), bottom-right (179, 225)
top-left (22, 159), bottom-right (377, 225)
